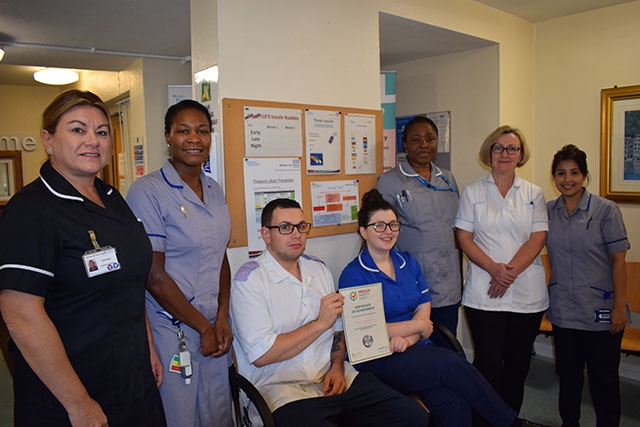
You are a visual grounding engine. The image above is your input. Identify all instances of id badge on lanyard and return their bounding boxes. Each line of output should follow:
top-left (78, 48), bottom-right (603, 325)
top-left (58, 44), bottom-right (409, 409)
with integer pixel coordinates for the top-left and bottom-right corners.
top-left (82, 230), bottom-right (121, 278)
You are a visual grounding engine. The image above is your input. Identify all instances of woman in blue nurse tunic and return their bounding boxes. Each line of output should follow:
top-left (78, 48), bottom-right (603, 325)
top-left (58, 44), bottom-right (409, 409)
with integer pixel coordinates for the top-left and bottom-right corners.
top-left (338, 189), bottom-right (516, 427)
top-left (546, 144), bottom-right (629, 427)
top-left (126, 100), bottom-right (233, 427)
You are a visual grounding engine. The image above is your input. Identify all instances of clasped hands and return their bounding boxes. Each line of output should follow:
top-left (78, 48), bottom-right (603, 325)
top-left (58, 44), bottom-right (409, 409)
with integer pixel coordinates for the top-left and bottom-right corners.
top-left (487, 262), bottom-right (517, 299)
top-left (199, 317), bottom-right (233, 357)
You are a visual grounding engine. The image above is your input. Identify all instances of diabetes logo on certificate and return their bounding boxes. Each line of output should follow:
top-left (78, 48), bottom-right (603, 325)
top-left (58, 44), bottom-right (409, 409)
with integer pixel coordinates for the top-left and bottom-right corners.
top-left (349, 291), bottom-right (358, 301)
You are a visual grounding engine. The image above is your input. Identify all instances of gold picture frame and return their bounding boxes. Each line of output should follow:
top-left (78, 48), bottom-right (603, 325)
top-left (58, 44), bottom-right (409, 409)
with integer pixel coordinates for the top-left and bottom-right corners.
top-left (0, 150), bottom-right (23, 207)
top-left (600, 84), bottom-right (640, 203)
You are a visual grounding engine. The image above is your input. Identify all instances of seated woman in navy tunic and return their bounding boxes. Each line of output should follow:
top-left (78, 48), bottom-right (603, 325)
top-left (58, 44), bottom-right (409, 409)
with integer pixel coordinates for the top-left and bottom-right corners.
top-left (339, 189), bottom-right (516, 427)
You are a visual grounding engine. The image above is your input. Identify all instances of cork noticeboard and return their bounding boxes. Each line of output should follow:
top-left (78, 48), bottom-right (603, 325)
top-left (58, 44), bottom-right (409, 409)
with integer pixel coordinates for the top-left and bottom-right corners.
top-left (221, 98), bottom-right (383, 248)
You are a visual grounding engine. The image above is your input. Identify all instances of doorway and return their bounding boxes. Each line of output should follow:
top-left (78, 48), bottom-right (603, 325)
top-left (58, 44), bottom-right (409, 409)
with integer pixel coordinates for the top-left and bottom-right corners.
top-left (102, 98), bottom-right (134, 196)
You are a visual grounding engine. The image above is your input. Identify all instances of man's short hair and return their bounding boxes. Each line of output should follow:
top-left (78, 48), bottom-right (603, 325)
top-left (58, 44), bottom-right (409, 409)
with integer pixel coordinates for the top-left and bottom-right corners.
top-left (261, 198), bottom-right (301, 227)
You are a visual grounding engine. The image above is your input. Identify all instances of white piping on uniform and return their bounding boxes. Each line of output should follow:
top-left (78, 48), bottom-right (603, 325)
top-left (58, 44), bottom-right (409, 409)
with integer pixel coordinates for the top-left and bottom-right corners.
top-left (40, 176), bottom-right (84, 203)
top-left (0, 263), bottom-right (54, 277)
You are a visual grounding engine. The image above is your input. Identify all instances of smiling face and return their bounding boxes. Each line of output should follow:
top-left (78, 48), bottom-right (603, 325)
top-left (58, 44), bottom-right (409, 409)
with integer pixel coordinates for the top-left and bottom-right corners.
top-left (42, 105), bottom-right (112, 182)
top-left (359, 209), bottom-right (399, 256)
top-left (262, 207), bottom-right (307, 265)
top-left (553, 159), bottom-right (586, 200)
top-left (403, 121), bottom-right (438, 169)
top-left (490, 132), bottom-right (522, 175)
top-left (166, 108), bottom-right (212, 169)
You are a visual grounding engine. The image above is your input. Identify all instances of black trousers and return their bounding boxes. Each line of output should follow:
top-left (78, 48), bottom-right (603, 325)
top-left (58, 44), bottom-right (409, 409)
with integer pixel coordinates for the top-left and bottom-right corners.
top-left (272, 372), bottom-right (429, 427)
top-left (553, 325), bottom-right (623, 427)
top-left (465, 307), bottom-right (544, 414)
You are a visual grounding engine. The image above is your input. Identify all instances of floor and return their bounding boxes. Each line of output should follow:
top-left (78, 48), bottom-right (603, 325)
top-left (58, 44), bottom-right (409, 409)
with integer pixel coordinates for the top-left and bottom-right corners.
top-left (1, 353), bottom-right (640, 426)
top-left (519, 354), bottom-right (640, 427)
top-left (0, 358), bottom-right (13, 426)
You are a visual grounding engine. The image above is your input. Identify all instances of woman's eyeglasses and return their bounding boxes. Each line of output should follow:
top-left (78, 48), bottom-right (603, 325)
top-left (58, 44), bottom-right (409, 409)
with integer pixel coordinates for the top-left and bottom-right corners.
top-left (265, 222), bottom-right (312, 235)
top-left (491, 144), bottom-right (521, 155)
top-left (365, 221), bottom-right (401, 232)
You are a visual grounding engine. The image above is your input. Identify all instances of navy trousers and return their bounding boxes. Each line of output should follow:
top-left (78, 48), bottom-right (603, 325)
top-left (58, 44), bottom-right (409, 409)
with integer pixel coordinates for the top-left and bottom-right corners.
top-left (358, 344), bottom-right (515, 426)
top-left (553, 325), bottom-right (623, 427)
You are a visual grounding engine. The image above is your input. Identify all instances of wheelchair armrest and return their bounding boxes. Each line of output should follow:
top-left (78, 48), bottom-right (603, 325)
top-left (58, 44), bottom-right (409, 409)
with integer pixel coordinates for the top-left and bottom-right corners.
top-left (228, 364), bottom-right (276, 427)
top-left (431, 321), bottom-right (464, 354)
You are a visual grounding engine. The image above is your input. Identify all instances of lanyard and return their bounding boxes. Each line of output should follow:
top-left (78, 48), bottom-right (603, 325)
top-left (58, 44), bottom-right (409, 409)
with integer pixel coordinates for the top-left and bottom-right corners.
top-left (400, 163), bottom-right (457, 193)
top-left (157, 296), bottom-right (196, 328)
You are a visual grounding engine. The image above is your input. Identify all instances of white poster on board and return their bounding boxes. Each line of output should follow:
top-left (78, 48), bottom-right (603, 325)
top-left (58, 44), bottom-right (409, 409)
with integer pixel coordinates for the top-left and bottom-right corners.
top-left (243, 157), bottom-right (302, 255)
top-left (426, 111), bottom-right (451, 153)
top-left (344, 113), bottom-right (376, 174)
top-left (305, 109), bottom-right (341, 174)
top-left (244, 106), bottom-right (302, 157)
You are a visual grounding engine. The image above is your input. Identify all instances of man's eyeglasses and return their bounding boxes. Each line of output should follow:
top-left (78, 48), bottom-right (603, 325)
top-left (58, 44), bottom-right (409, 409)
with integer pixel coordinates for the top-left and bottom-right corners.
top-left (365, 221), bottom-right (401, 233)
top-left (491, 144), bottom-right (521, 155)
top-left (265, 222), bottom-right (312, 235)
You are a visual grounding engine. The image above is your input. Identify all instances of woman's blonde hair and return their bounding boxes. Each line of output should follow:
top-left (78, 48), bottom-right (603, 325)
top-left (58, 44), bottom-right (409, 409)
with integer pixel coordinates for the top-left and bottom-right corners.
top-left (42, 90), bottom-right (110, 134)
top-left (478, 125), bottom-right (530, 168)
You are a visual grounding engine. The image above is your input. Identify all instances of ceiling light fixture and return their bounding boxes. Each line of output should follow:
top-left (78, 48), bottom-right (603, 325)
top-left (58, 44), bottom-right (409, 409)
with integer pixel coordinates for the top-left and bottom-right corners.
top-left (33, 68), bottom-right (79, 85)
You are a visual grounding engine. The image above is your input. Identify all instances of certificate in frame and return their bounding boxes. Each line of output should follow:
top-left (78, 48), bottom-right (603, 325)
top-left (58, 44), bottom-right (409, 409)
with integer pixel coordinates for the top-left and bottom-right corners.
top-left (339, 282), bottom-right (391, 364)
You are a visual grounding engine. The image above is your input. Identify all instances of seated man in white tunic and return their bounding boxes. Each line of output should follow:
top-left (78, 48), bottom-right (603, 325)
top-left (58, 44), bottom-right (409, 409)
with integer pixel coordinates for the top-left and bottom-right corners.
top-left (230, 198), bottom-right (428, 427)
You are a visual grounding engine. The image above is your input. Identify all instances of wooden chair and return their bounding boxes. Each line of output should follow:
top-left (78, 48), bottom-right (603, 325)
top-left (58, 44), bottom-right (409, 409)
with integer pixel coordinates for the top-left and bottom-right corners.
top-left (538, 254), bottom-right (553, 337)
top-left (621, 261), bottom-right (640, 356)
top-left (228, 322), bottom-right (464, 426)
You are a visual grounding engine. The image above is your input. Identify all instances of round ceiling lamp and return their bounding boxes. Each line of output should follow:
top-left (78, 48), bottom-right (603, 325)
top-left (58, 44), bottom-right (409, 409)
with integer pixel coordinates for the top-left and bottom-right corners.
top-left (33, 68), bottom-right (79, 85)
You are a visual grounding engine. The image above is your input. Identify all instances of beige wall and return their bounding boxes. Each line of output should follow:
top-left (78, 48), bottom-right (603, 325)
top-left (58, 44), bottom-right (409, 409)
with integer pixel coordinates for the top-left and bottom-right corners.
top-left (534, 1), bottom-right (640, 262)
top-left (0, 85), bottom-right (60, 184)
top-left (0, 58), bottom-right (190, 188)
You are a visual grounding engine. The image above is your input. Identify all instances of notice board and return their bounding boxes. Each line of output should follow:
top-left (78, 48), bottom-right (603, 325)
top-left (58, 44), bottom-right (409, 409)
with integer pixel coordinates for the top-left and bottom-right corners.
top-left (221, 98), bottom-right (383, 248)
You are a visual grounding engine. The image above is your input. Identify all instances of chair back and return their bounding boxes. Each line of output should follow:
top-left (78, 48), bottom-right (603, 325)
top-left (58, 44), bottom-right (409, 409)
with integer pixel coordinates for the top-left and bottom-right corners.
top-left (626, 262), bottom-right (640, 313)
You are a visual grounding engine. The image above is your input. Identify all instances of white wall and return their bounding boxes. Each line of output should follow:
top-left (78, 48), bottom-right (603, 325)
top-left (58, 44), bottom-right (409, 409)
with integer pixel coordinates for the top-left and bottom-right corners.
top-left (387, 45), bottom-right (500, 188)
top-left (141, 58), bottom-right (193, 172)
top-left (190, 0), bottom-right (537, 278)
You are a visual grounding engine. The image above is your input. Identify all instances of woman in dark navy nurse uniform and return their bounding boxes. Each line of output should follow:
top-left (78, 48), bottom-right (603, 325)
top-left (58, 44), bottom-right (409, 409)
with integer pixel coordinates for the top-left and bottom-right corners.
top-left (0, 90), bottom-right (166, 426)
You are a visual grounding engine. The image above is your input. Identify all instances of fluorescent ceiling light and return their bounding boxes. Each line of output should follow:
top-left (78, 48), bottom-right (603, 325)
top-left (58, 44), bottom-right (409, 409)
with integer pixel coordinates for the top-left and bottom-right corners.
top-left (33, 68), bottom-right (79, 85)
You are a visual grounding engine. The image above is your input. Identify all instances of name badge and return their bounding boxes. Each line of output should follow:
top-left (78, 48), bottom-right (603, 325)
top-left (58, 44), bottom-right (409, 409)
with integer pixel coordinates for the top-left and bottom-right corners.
top-left (594, 308), bottom-right (611, 323)
top-left (83, 229), bottom-right (120, 278)
top-left (83, 246), bottom-right (120, 278)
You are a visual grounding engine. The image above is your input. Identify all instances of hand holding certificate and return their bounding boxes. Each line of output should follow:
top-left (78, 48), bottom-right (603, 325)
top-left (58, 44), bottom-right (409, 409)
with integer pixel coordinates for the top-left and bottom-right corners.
top-left (339, 282), bottom-right (391, 364)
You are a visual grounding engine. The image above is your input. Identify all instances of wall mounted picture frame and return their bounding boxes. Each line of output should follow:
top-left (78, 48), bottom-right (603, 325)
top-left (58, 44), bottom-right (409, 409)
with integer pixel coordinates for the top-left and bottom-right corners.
top-left (0, 150), bottom-right (23, 208)
top-left (600, 84), bottom-right (640, 204)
